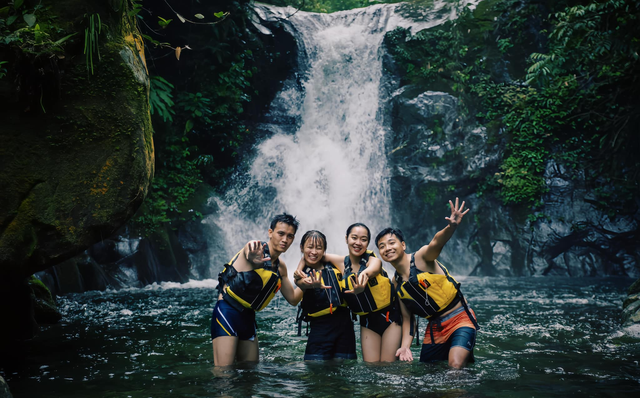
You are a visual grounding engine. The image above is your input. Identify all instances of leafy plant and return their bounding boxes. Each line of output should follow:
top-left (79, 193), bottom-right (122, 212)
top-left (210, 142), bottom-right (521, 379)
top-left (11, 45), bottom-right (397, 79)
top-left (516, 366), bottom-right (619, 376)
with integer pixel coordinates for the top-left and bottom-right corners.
top-left (149, 76), bottom-right (175, 122)
top-left (84, 13), bottom-right (102, 75)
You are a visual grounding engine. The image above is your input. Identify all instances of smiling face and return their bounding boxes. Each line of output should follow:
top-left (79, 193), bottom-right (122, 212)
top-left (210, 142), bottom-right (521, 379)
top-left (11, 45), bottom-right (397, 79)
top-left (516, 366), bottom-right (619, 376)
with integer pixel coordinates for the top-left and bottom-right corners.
top-left (346, 226), bottom-right (370, 257)
top-left (268, 222), bottom-right (296, 255)
top-left (376, 233), bottom-right (406, 264)
top-left (301, 235), bottom-right (326, 266)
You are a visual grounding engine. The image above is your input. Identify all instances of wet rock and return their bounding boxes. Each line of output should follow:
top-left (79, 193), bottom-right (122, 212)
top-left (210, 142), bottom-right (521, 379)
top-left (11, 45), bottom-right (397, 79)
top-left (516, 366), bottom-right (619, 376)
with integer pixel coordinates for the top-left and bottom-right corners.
top-left (385, 85), bottom-right (640, 277)
top-left (28, 276), bottom-right (61, 325)
top-left (0, 375), bottom-right (13, 398)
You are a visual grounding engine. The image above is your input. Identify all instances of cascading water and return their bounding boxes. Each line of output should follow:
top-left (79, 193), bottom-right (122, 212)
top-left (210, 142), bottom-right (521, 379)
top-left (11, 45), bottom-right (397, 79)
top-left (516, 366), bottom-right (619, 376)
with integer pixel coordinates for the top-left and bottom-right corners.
top-left (206, 1), bottom-right (480, 272)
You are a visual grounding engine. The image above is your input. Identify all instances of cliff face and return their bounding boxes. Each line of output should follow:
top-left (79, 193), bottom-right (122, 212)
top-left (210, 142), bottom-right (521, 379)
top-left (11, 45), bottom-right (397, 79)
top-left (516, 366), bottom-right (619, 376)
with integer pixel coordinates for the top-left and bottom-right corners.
top-left (0, 0), bottom-right (154, 345)
top-left (384, 85), bottom-right (640, 278)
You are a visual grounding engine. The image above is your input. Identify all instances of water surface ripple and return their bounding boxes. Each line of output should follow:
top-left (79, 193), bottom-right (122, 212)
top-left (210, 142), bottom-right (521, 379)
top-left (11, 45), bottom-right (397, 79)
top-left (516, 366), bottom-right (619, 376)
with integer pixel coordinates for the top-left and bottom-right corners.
top-left (3, 277), bottom-right (640, 397)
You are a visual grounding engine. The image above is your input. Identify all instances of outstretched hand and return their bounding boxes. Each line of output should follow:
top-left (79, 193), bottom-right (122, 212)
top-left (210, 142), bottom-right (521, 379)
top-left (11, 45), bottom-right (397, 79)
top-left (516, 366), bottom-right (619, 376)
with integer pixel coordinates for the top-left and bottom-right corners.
top-left (246, 240), bottom-right (271, 265)
top-left (297, 269), bottom-right (331, 290)
top-left (344, 273), bottom-right (368, 295)
top-left (396, 347), bottom-right (413, 362)
top-left (445, 197), bottom-right (470, 227)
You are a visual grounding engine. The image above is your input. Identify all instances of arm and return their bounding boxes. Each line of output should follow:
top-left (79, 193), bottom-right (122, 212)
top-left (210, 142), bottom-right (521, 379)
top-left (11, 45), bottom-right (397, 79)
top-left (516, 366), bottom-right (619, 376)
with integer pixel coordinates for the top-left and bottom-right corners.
top-left (395, 298), bottom-right (415, 362)
top-left (419, 197), bottom-right (470, 262)
top-left (293, 257), bottom-right (307, 282)
top-left (344, 257), bottom-right (382, 294)
top-left (323, 253), bottom-right (345, 273)
top-left (278, 261), bottom-right (303, 306)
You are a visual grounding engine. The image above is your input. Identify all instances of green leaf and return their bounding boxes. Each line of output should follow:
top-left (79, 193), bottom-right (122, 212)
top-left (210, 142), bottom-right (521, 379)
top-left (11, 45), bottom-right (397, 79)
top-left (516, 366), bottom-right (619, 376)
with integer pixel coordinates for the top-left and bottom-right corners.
top-left (214, 11), bottom-right (224, 18)
top-left (7, 15), bottom-right (17, 26)
top-left (185, 119), bottom-right (194, 133)
top-left (23, 13), bottom-right (36, 27)
top-left (194, 13), bottom-right (204, 19)
top-left (14, 0), bottom-right (24, 10)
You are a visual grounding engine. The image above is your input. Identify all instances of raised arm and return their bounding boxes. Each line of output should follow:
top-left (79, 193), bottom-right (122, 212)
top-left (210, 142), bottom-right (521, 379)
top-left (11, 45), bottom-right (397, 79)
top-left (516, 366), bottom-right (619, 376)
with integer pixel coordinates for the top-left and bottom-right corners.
top-left (418, 197), bottom-right (469, 262)
top-left (278, 260), bottom-right (303, 305)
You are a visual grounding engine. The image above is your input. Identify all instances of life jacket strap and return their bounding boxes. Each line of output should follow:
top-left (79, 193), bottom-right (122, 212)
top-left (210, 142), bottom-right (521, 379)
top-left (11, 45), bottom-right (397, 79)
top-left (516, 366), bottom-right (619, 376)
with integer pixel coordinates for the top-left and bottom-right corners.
top-left (221, 293), bottom-right (247, 313)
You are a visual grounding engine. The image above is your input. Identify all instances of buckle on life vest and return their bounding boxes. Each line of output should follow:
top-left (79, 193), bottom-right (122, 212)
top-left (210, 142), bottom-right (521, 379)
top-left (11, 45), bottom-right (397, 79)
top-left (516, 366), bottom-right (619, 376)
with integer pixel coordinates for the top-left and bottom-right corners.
top-left (420, 279), bottom-right (429, 289)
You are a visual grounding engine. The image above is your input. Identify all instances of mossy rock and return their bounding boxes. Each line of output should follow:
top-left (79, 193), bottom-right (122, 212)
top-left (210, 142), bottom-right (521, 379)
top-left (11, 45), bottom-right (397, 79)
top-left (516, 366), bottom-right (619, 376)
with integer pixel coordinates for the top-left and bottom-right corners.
top-left (28, 275), bottom-right (61, 325)
top-left (0, 1), bottom-right (154, 277)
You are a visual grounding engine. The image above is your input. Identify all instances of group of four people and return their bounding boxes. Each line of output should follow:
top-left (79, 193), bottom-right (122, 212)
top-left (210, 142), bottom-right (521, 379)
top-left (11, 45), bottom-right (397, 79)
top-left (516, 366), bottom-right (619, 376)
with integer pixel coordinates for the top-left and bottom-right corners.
top-left (211, 198), bottom-right (478, 368)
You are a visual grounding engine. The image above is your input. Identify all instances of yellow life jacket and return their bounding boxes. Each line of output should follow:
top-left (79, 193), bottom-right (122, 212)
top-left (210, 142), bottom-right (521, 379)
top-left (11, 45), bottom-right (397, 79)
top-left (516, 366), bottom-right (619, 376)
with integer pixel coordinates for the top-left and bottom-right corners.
top-left (217, 242), bottom-right (281, 312)
top-left (300, 263), bottom-right (346, 318)
top-left (395, 253), bottom-right (461, 319)
top-left (343, 250), bottom-right (393, 316)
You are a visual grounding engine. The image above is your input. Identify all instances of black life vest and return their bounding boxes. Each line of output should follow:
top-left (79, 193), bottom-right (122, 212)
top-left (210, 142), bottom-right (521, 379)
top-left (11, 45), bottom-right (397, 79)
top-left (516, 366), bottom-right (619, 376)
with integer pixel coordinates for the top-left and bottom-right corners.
top-left (217, 242), bottom-right (281, 312)
top-left (343, 250), bottom-right (393, 315)
top-left (300, 262), bottom-right (346, 318)
top-left (395, 253), bottom-right (461, 319)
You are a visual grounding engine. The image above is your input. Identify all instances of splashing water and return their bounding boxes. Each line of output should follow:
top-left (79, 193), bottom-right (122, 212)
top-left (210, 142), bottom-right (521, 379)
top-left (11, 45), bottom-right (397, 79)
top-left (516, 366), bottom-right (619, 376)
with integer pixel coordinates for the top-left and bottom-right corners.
top-left (207, 2), bottom-right (482, 270)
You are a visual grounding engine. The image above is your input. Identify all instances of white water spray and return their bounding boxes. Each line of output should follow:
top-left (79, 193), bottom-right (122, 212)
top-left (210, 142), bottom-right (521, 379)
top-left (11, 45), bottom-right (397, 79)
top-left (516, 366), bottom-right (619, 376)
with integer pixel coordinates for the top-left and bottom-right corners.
top-left (206, 2), bottom-right (481, 271)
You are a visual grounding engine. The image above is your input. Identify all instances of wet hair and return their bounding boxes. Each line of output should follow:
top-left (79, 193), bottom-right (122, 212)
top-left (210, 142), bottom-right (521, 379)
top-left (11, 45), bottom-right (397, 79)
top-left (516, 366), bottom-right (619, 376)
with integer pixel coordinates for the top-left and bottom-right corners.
top-left (299, 230), bottom-right (327, 252)
top-left (346, 223), bottom-right (371, 241)
top-left (270, 213), bottom-right (299, 233)
top-left (375, 228), bottom-right (405, 247)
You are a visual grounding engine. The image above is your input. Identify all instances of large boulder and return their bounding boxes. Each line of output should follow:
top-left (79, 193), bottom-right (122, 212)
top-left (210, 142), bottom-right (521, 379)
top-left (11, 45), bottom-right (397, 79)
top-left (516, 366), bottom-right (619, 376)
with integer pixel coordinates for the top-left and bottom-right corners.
top-left (385, 86), bottom-right (640, 277)
top-left (0, 1), bottom-right (154, 344)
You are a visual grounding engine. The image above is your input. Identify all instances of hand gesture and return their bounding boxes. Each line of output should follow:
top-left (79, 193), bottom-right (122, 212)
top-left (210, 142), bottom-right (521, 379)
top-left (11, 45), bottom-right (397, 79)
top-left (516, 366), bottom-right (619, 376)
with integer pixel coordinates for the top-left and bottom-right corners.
top-left (297, 270), bottom-right (331, 290)
top-left (396, 347), bottom-right (413, 362)
top-left (445, 197), bottom-right (470, 227)
top-left (344, 273), bottom-right (368, 295)
top-left (246, 240), bottom-right (270, 266)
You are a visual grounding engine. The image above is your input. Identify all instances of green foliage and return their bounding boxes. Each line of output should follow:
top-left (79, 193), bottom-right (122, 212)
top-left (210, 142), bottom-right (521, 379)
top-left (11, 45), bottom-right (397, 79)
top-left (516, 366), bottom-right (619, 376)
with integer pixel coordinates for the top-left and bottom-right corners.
top-left (0, 61), bottom-right (7, 79)
top-left (132, 1), bottom-right (267, 235)
top-left (149, 76), bottom-right (175, 122)
top-left (386, 0), bottom-right (640, 214)
top-left (84, 13), bottom-right (102, 76)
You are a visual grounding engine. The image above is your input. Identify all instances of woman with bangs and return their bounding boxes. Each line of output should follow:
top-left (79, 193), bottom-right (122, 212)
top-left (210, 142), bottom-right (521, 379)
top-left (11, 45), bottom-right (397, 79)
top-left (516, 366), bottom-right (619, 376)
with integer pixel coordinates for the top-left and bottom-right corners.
top-left (295, 224), bottom-right (401, 362)
top-left (294, 230), bottom-right (357, 361)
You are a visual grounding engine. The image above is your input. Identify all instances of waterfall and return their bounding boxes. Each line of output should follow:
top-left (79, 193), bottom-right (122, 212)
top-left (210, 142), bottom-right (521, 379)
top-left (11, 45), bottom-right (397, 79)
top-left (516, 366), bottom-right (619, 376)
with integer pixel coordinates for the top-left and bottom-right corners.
top-left (205, 1), bottom-right (481, 272)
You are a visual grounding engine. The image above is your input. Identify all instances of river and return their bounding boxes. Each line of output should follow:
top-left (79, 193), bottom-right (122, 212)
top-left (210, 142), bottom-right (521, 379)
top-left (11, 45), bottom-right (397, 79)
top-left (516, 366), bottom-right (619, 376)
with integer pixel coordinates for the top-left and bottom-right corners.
top-left (3, 276), bottom-right (639, 397)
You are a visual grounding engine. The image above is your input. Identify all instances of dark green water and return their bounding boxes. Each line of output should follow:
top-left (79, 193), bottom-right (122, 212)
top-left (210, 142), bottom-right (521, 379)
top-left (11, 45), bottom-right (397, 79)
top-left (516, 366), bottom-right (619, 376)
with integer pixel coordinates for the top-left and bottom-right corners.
top-left (2, 277), bottom-right (640, 397)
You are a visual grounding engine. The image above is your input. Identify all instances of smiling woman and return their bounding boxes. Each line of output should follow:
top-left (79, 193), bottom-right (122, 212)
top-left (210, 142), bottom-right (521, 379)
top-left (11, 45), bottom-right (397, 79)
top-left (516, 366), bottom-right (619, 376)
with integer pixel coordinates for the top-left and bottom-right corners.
top-left (295, 230), bottom-right (357, 360)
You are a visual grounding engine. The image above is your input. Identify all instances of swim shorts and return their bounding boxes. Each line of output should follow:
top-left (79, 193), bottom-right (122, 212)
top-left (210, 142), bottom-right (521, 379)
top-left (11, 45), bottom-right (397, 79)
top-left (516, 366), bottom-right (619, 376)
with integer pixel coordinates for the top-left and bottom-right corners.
top-left (211, 299), bottom-right (257, 341)
top-left (419, 306), bottom-right (477, 362)
top-left (304, 308), bottom-right (357, 360)
top-left (359, 305), bottom-right (400, 336)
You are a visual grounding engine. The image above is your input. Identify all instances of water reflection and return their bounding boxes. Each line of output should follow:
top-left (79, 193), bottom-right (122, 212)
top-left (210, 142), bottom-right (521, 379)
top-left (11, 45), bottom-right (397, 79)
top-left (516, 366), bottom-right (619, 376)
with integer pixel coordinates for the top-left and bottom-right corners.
top-left (2, 277), bottom-right (639, 398)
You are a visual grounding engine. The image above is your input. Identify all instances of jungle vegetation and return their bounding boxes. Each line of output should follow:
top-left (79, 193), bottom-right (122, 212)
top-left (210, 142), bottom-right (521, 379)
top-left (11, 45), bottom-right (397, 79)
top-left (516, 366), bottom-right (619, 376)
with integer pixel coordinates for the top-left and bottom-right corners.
top-left (385, 0), bottom-right (640, 218)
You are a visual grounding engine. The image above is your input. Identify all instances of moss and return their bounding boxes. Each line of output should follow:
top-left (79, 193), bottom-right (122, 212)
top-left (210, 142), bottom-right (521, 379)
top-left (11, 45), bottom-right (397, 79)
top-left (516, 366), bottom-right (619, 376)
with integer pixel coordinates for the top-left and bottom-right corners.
top-left (0, 0), bottom-right (153, 276)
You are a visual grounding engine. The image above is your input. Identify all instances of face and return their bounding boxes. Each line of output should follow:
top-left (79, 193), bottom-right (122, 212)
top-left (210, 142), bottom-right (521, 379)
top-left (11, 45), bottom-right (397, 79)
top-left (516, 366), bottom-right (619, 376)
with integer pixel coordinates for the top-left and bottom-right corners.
top-left (346, 226), bottom-right (369, 257)
top-left (268, 222), bottom-right (296, 254)
top-left (376, 233), bottom-right (406, 263)
top-left (302, 236), bottom-right (325, 266)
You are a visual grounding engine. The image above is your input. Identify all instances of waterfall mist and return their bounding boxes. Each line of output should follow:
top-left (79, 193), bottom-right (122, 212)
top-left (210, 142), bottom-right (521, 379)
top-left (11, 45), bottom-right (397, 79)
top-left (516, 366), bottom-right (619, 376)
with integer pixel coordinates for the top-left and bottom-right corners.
top-left (205, 1), bottom-right (481, 273)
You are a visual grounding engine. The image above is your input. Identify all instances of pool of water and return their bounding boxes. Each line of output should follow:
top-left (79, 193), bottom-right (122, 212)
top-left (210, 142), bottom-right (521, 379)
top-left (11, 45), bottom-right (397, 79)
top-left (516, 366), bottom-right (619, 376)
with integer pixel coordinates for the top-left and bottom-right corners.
top-left (2, 277), bottom-right (640, 397)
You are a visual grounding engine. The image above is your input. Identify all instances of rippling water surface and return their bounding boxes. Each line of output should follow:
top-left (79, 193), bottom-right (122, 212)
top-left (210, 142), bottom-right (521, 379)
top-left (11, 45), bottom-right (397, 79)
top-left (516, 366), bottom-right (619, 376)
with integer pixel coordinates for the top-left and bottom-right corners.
top-left (3, 277), bottom-right (640, 397)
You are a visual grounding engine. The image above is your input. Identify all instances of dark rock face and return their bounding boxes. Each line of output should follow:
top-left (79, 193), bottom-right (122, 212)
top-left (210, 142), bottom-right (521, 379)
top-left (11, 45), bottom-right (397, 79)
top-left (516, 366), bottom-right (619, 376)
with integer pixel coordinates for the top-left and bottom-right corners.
top-left (384, 86), bottom-right (640, 277)
top-left (622, 278), bottom-right (640, 326)
top-left (0, 2), bottom-right (154, 344)
top-left (0, 375), bottom-right (12, 398)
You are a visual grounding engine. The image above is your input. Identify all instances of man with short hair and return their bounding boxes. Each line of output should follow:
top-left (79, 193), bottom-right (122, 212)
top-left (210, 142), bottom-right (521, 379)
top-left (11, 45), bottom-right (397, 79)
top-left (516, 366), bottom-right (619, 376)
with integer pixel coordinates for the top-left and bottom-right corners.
top-left (212, 213), bottom-right (304, 366)
top-left (375, 198), bottom-right (478, 369)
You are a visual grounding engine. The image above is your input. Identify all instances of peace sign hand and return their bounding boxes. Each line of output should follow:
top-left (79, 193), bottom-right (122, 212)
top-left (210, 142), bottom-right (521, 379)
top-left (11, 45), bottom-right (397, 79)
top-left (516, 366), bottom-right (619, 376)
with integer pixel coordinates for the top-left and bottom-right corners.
top-left (246, 240), bottom-right (271, 266)
top-left (445, 197), bottom-right (470, 227)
